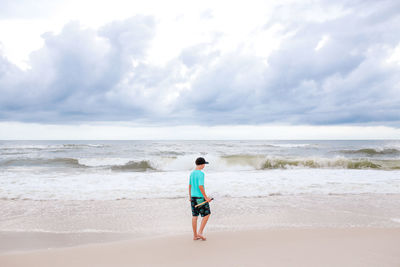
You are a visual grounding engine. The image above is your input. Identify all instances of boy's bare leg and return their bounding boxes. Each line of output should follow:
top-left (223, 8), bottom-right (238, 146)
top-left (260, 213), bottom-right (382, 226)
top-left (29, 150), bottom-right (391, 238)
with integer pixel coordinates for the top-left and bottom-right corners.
top-left (197, 214), bottom-right (210, 240)
top-left (192, 216), bottom-right (200, 240)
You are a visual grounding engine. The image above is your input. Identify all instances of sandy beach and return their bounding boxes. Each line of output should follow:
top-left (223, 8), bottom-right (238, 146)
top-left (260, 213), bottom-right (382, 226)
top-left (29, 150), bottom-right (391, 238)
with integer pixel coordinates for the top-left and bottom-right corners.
top-left (1, 193), bottom-right (400, 266)
top-left (1, 227), bottom-right (399, 267)
top-left (1, 141), bottom-right (400, 266)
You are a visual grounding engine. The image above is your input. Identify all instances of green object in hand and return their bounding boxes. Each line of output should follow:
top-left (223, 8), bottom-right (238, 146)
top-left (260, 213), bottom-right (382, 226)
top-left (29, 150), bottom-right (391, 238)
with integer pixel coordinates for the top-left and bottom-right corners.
top-left (196, 198), bottom-right (204, 204)
top-left (195, 197), bottom-right (214, 208)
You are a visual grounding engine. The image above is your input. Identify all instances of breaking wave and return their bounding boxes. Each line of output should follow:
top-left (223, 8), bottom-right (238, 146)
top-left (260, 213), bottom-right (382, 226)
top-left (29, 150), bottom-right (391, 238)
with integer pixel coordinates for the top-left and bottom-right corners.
top-left (2, 155), bottom-right (400, 171)
top-left (0, 158), bottom-right (87, 168)
top-left (0, 144), bottom-right (108, 153)
top-left (0, 157), bottom-right (156, 171)
top-left (110, 160), bottom-right (155, 171)
top-left (61, 144), bottom-right (108, 149)
top-left (220, 154), bottom-right (400, 170)
top-left (259, 158), bottom-right (394, 169)
top-left (339, 148), bottom-right (400, 156)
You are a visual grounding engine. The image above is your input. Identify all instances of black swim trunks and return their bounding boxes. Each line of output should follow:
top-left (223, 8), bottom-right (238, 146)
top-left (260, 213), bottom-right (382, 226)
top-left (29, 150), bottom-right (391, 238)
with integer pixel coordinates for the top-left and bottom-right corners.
top-left (191, 196), bottom-right (211, 217)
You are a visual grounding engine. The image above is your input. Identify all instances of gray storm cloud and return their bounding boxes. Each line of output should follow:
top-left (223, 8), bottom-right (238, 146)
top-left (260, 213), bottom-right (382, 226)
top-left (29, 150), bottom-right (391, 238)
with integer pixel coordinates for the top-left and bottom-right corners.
top-left (0, 1), bottom-right (399, 126)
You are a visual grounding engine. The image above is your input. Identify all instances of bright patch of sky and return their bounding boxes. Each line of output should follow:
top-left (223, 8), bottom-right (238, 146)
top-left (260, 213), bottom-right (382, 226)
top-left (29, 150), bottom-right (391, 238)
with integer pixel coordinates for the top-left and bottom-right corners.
top-left (0, 0), bottom-right (399, 139)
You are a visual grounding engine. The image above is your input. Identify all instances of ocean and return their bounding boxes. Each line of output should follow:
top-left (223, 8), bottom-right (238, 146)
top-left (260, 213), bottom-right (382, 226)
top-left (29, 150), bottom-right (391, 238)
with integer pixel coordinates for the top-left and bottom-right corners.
top-left (1, 140), bottom-right (400, 236)
top-left (1, 140), bottom-right (400, 200)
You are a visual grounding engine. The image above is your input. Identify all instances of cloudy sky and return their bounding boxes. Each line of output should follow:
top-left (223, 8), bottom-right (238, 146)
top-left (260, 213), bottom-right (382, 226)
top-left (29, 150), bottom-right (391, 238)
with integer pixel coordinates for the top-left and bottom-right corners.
top-left (0, 0), bottom-right (399, 139)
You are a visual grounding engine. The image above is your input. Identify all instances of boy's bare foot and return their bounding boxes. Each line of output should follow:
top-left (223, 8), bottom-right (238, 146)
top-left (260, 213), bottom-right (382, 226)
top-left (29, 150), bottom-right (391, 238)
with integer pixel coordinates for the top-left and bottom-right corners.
top-left (193, 236), bottom-right (201, 240)
top-left (197, 234), bottom-right (206, 241)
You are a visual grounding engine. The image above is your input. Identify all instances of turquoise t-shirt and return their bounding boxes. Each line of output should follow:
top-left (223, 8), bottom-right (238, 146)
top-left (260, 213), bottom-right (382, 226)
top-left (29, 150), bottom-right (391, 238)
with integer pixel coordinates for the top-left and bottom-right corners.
top-left (189, 170), bottom-right (205, 197)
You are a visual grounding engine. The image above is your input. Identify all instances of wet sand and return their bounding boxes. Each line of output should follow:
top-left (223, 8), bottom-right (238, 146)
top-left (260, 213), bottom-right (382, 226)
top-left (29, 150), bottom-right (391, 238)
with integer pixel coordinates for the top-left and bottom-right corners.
top-left (1, 194), bottom-right (400, 266)
top-left (1, 227), bottom-right (399, 267)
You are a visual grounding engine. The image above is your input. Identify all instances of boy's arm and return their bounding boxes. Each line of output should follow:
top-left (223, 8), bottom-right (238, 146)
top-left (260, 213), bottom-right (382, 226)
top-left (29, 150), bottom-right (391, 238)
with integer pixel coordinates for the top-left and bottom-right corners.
top-left (189, 184), bottom-right (191, 201)
top-left (199, 185), bottom-right (211, 202)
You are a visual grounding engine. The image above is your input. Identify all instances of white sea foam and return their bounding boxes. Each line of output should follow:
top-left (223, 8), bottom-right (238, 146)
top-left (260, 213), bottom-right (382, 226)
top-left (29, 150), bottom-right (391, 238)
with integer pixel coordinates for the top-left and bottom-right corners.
top-left (391, 218), bottom-right (400, 223)
top-left (77, 158), bottom-right (132, 167)
top-left (269, 143), bottom-right (313, 148)
top-left (1, 168), bottom-right (399, 200)
top-left (1, 140), bottom-right (400, 201)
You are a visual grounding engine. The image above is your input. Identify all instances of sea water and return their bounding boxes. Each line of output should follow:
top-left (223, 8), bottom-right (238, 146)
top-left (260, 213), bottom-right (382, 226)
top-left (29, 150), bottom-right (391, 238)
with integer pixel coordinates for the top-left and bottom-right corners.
top-left (1, 140), bottom-right (400, 236)
top-left (1, 140), bottom-right (400, 200)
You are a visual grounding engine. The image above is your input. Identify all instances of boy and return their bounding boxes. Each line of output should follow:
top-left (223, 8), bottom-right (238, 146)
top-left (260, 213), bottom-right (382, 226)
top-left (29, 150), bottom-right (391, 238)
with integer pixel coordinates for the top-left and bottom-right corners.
top-left (189, 157), bottom-right (212, 241)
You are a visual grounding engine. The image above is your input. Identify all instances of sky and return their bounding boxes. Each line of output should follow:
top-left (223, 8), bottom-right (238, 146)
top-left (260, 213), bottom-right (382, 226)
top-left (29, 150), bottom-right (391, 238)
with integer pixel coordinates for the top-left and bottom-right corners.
top-left (0, 0), bottom-right (399, 139)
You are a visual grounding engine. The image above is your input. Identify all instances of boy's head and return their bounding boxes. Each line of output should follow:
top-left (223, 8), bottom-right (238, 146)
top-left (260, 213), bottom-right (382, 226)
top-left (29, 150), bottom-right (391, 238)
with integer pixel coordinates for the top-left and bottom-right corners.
top-left (195, 157), bottom-right (209, 169)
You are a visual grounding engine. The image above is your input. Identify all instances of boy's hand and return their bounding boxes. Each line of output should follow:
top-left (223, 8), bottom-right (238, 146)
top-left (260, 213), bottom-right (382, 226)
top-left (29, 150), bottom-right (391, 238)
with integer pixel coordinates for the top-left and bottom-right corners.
top-left (205, 197), bottom-right (212, 203)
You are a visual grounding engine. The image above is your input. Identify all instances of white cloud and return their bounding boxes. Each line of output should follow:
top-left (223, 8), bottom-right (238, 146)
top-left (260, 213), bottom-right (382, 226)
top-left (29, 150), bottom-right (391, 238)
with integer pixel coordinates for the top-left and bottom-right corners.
top-left (387, 43), bottom-right (400, 64)
top-left (315, 35), bottom-right (330, 51)
top-left (0, 0), bottom-right (277, 68)
top-left (0, 0), bottom-right (399, 131)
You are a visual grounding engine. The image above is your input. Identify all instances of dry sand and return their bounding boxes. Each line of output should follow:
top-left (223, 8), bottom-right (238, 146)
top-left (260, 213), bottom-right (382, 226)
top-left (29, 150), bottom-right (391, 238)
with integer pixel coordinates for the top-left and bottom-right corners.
top-left (1, 227), bottom-right (399, 267)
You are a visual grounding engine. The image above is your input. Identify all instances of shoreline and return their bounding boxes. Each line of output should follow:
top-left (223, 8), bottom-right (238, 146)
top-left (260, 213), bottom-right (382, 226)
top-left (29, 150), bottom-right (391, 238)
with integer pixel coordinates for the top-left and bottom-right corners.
top-left (2, 194), bottom-right (400, 232)
top-left (3, 224), bottom-right (400, 255)
top-left (1, 227), bottom-right (399, 267)
top-left (0, 231), bottom-right (140, 254)
top-left (1, 193), bottom-right (399, 265)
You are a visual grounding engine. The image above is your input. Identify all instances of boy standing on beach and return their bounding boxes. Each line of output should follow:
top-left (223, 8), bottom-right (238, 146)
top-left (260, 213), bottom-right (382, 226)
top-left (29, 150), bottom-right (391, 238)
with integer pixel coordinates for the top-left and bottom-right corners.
top-left (189, 157), bottom-right (212, 241)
